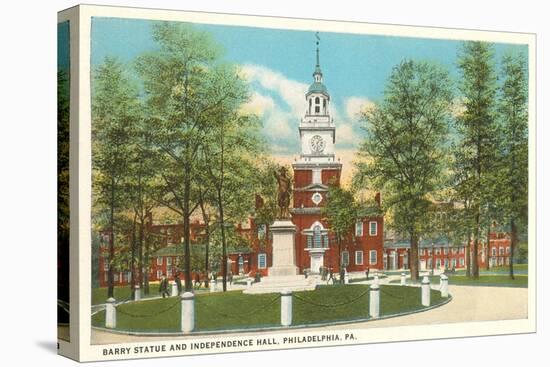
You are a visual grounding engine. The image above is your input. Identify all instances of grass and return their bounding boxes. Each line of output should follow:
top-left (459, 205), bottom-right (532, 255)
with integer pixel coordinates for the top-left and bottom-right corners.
top-left (390, 274), bottom-right (528, 288)
top-left (453, 264), bottom-right (528, 275)
top-left (91, 285), bottom-right (444, 332)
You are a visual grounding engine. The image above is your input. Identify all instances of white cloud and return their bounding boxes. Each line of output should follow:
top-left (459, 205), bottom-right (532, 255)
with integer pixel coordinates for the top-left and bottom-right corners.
top-left (240, 91), bottom-right (275, 116)
top-left (240, 64), bottom-right (308, 116)
top-left (345, 96), bottom-right (376, 121)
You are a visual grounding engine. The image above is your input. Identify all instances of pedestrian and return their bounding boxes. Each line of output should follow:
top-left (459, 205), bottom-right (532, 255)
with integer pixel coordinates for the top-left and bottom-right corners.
top-left (339, 266), bottom-right (345, 284)
top-left (159, 273), bottom-right (169, 298)
top-left (194, 270), bottom-right (202, 289)
top-left (174, 272), bottom-right (182, 295)
top-left (366, 267), bottom-right (370, 280)
top-left (327, 268), bottom-right (334, 284)
top-left (228, 271), bottom-right (233, 285)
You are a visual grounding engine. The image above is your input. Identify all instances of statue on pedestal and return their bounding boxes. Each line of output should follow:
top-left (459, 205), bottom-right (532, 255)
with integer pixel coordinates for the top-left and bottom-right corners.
top-left (274, 166), bottom-right (292, 219)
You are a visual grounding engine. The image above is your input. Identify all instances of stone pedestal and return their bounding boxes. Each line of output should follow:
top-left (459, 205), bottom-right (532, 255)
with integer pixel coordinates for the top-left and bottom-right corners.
top-left (307, 248), bottom-right (326, 274)
top-left (268, 220), bottom-right (299, 276)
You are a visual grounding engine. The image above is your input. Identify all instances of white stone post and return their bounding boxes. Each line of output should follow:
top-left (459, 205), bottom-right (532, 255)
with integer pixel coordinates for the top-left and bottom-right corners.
top-left (280, 290), bottom-right (293, 327)
top-left (246, 278), bottom-right (252, 290)
top-left (210, 280), bottom-right (216, 293)
top-left (344, 271), bottom-right (350, 285)
top-left (400, 273), bottom-right (406, 286)
top-left (171, 282), bottom-right (178, 297)
top-left (180, 292), bottom-right (195, 333)
top-left (440, 274), bottom-right (449, 298)
top-left (421, 276), bottom-right (431, 307)
top-left (369, 283), bottom-right (380, 319)
top-left (105, 298), bottom-right (116, 329)
top-left (134, 285), bottom-right (141, 301)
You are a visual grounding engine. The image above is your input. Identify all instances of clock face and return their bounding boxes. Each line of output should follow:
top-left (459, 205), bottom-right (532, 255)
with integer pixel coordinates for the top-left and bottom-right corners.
top-left (310, 135), bottom-right (326, 153)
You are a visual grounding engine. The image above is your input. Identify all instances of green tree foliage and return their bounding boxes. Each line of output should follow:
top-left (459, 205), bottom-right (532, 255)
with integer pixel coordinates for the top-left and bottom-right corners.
top-left (321, 185), bottom-right (358, 268)
top-left (92, 56), bottom-right (141, 297)
top-left (354, 60), bottom-right (453, 281)
top-left (498, 53), bottom-right (528, 278)
top-left (455, 41), bottom-right (499, 279)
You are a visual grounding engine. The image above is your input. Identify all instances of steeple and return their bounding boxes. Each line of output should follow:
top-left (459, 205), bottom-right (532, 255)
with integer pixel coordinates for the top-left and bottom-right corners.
top-left (313, 33), bottom-right (323, 82)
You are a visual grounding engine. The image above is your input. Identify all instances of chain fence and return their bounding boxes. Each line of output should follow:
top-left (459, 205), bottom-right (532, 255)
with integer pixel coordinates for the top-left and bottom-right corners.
top-left (293, 288), bottom-right (370, 308)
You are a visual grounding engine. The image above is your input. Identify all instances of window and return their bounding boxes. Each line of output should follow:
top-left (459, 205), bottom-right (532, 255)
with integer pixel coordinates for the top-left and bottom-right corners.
top-left (257, 224), bottom-right (266, 240)
top-left (355, 251), bottom-right (364, 265)
top-left (443, 248), bottom-right (448, 255)
top-left (315, 97), bottom-right (320, 104)
top-left (167, 257), bottom-right (172, 266)
top-left (312, 168), bottom-right (321, 184)
top-left (156, 270), bottom-right (162, 279)
top-left (369, 250), bottom-right (377, 265)
top-left (492, 248), bottom-right (497, 256)
top-left (428, 249), bottom-right (432, 256)
top-left (104, 274), bottom-right (108, 282)
top-left (451, 259), bottom-right (457, 268)
top-left (435, 248), bottom-right (441, 255)
top-left (127, 272), bottom-right (132, 282)
top-left (444, 259), bottom-right (449, 268)
top-left (452, 248), bottom-right (457, 255)
top-left (355, 221), bottom-right (363, 237)
top-left (258, 254), bottom-right (267, 269)
top-left (342, 251), bottom-right (349, 266)
top-left (460, 258), bottom-right (465, 266)
top-left (369, 221), bottom-right (377, 236)
top-left (499, 248), bottom-right (505, 256)
top-left (436, 259), bottom-right (441, 268)
top-left (315, 106), bottom-right (320, 113)
top-left (460, 247), bottom-right (465, 254)
top-left (313, 225), bottom-right (322, 248)
top-left (103, 261), bottom-right (109, 271)
top-left (114, 273), bottom-right (119, 282)
top-left (157, 257), bottom-right (163, 266)
top-left (419, 249), bottom-right (425, 256)
top-left (506, 246), bottom-right (511, 254)
top-left (427, 259), bottom-right (433, 269)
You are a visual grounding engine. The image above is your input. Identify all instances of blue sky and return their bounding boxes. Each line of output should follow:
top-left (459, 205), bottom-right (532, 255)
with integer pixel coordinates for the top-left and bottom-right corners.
top-left (90, 17), bottom-right (527, 181)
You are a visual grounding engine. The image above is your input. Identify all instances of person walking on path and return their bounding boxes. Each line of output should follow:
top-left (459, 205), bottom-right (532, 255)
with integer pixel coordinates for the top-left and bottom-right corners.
top-left (327, 268), bottom-right (334, 285)
top-left (174, 272), bottom-right (182, 296)
top-left (159, 274), bottom-right (170, 298)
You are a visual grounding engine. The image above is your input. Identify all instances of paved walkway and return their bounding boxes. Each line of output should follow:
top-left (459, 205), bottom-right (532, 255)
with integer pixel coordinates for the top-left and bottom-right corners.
top-left (91, 285), bottom-right (528, 345)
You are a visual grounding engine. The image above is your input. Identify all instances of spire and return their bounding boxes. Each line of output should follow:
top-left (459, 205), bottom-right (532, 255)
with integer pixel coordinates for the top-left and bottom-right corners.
top-left (313, 32), bottom-right (322, 78)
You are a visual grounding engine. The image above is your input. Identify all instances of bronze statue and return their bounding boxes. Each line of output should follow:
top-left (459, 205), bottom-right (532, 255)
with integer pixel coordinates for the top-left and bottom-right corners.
top-left (274, 166), bottom-right (292, 219)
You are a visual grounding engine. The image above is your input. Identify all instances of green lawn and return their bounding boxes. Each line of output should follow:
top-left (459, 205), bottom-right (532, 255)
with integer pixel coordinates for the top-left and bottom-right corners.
top-left (92, 285), bottom-right (444, 332)
top-left (453, 264), bottom-right (528, 275)
top-left (391, 274), bottom-right (528, 288)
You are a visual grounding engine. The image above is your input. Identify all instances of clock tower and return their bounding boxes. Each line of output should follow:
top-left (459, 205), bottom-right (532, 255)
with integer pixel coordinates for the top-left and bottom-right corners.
top-left (291, 37), bottom-right (342, 274)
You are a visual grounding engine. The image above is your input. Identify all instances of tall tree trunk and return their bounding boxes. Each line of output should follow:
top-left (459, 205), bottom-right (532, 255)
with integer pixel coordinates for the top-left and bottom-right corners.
top-left (183, 169), bottom-right (192, 291)
top-left (108, 177), bottom-right (115, 298)
top-left (138, 216), bottom-right (144, 292)
top-left (509, 218), bottom-right (517, 280)
top-left (472, 210), bottom-right (480, 279)
top-left (409, 232), bottom-right (419, 282)
top-left (485, 224), bottom-right (491, 271)
top-left (198, 196), bottom-right (210, 289)
top-left (131, 214), bottom-right (137, 300)
top-left (465, 231), bottom-right (471, 278)
top-left (218, 188), bottom-right (228, 292)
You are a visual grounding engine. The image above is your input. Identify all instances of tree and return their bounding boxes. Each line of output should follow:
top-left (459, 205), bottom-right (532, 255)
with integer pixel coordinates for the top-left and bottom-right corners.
top-left (354, 60), bottom-right (453, 282)
top-left (135, 21), bottom-right (224, 291)
top-left (199, 70), bottom-right (265, 290)
top-left (321, 185), bottom-right (358, 269)
top-left (498, 52), bottom-right (528, 279)
top-left (455, 41), bottom-right (499, 279)
top-left (92, 57), bottom-right (140, 298)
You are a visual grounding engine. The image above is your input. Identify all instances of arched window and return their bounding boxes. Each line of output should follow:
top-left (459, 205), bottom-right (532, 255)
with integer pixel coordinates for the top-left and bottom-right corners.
top-left (313, 225), bottom-right (322, 248)
top-left (315, 97), bottom-right (320, 104)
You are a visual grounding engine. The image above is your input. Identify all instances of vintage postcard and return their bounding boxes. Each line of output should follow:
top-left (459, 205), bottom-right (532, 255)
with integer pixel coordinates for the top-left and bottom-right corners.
top-left (57, 4), bottom-right (536, 362)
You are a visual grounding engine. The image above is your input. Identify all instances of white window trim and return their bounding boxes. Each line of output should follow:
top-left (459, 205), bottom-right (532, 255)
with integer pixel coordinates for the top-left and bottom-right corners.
top-left (258, 254), bottom-right (267, 269)
top-left (342, 250), bottom-right (350, 266)
top-left (157, 257), bottom-right (163, 266)
top-left (369, 250), bottom-right (377, 265)
top-left (355, 250), bottom-right (364, 265)
top-left (355, 221), bottom-right (363, 237)
top-left (167, 257), bottom-right (172, 266)
top-left (369, 221), bottom-right (378, 236)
